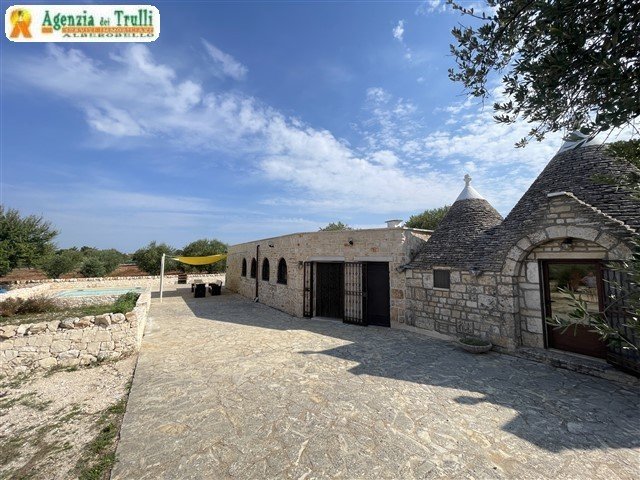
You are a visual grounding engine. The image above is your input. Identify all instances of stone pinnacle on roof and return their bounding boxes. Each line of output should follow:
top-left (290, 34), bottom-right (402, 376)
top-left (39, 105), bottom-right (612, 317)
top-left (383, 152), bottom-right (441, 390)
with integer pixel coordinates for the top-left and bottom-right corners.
top-left (455, 174), bottom-right (485, 201)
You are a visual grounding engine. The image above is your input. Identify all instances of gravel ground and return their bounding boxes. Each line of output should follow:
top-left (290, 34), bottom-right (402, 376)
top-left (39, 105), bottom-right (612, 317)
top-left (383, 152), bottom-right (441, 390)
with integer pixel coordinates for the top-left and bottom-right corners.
top-left (0, 355), bottom-right (137, 479)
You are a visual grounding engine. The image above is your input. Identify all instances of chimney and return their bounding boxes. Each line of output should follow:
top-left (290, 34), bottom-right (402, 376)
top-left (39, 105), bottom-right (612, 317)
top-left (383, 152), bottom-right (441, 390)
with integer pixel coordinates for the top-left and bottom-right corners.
top-left (385, 219), bottom-right (402, 228)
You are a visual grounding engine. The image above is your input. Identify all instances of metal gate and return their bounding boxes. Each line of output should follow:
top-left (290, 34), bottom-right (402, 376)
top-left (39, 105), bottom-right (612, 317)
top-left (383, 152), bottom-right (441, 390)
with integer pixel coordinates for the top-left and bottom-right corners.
top-left (303, 261), bottom-right (314, 318)
top-left (603, 265), bottom-right (640, 375)
top-left (344, 262), bottom-right (367, 325)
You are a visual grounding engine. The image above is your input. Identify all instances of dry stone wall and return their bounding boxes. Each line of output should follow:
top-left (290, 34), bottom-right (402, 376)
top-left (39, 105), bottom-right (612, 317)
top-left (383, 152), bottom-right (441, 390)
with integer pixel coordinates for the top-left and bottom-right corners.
top-left (405, 269), bottom-right (517, 348)
top-left (0, 291), bottom-right (151, 375)
top-left (3, 273), bottom-right (224, 288)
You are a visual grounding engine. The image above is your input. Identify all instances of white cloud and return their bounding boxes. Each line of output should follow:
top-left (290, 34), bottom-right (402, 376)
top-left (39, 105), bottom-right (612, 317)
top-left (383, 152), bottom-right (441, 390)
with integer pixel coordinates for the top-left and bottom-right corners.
top-left (370, 150), bottom-right (399, 167)
top-left (390, 19), bottom-right (415, 62)
top-left (9, 45), bottom-right (463, 217)
top-left (392, 20), bottom-right (405, 41)
top-left (359, 87), bottom-right (419, 153)
top-left (415, 0), bottom-right (447, 15)
top-left (12, 44), bottom-right (627, 225)
top-left (201, 39), bottom-right (248, 80)
top-left (415, 0), bottom-right (496, 16)
top-left (85, 104), bottom-right (146, 136)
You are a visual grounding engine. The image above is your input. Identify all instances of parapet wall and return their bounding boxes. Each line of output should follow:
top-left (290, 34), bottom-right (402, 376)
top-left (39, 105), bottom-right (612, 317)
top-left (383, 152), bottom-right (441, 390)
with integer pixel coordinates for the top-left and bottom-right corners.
top-left (4, 273), bottom-right (224, 288)
top-left (1, 274), bottom-right (225, 301)
top-left (0, 291), bottom-right (151, 375)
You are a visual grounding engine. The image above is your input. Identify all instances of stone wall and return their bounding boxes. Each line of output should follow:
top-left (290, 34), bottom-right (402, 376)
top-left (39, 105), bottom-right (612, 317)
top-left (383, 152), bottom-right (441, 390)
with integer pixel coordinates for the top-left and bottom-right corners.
top-left (405, 193), bottom-right (636, 350)
top-left (1, 274), bottom-right (225, 301)
top-left (405, 268), bottom-right (516, 348)
top-left (0, 291), bottom-right (151, 375)
top-left (226, 228), bottom-right (430, 324)
top-left (4, 273), bottom-right (225, 288)
top-left (0, 283), bottom-right (51, 300)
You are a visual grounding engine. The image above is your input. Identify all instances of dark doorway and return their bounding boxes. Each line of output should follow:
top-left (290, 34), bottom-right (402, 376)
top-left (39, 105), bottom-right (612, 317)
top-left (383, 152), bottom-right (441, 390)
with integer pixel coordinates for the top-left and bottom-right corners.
top-left (542, 260), bottom-right (607, 359)
top-left (366, 262), bottom-right (390, 327)
top-left (315, 263), bottom-right (344, 318)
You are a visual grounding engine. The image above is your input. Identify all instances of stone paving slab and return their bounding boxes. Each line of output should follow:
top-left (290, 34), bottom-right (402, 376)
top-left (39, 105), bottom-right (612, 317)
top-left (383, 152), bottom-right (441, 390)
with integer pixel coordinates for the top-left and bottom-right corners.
top-left (112, 288), bottom-right (640, 479)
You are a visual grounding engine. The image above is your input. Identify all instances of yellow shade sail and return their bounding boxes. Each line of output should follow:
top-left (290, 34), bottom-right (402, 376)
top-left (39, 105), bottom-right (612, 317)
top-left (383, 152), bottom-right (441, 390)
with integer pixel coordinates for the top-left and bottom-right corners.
top-left (171, 254), bottom-right (227, 266)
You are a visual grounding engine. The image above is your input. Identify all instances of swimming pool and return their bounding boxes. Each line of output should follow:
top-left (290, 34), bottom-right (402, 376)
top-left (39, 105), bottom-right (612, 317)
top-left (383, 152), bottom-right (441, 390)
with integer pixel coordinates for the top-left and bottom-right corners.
top-left (55, 287), bottom-right (144, 298)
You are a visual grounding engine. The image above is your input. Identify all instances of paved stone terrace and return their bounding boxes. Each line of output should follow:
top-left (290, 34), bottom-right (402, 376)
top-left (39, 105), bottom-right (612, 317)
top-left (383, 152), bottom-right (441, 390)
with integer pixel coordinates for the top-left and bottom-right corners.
top-left (113, 288), bottom-right (640, 479)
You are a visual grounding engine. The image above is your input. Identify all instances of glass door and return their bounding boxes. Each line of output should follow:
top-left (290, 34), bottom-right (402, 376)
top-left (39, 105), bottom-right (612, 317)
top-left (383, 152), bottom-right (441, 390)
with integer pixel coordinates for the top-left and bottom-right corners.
top-left (542, 261), bottom-right (607, 358)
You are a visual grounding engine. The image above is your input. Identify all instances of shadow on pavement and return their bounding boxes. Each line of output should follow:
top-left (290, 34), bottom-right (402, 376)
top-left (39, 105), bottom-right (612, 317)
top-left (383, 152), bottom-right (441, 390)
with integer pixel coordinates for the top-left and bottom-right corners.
top-left (167, 288), bottom-right (640, 454)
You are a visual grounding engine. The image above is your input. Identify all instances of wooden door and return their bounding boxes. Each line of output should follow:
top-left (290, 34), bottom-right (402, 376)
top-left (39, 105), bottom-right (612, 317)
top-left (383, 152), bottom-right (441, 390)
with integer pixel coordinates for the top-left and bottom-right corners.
top-left (542, 260), bottom-right (607, 358)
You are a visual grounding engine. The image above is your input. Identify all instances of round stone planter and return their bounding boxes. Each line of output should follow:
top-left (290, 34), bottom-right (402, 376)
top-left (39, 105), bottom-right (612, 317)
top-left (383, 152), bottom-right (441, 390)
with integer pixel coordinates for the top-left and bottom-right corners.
top-left (458, 338), bottom-right (493, 353)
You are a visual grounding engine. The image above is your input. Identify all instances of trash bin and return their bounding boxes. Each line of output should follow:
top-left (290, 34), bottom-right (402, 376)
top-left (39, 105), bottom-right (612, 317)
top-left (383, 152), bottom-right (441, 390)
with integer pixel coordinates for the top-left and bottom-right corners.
top-left (194, 283), bottom-right (206, 298)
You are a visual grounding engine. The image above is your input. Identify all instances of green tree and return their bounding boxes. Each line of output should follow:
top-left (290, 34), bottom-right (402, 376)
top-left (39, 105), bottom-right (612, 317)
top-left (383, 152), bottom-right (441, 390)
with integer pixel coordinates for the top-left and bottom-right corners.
top-left (41, 248), bottom-right (83, 278)
top-left (405, 206), bottom-right (451, 230)
top-left (88, 248), bottom-right (128, 275)
top-left (79, 256), bottom-right (108, 278)
top-left (179, 238), bottom-right (228, 273)
top-left (132, 241), bottom-right (176, 275)
top-left (448, 0), bottom-right (640, 146)
top-left (0, 205), bottom-right (58, 276)
top-left (319, 222), bottom-right (353, 231)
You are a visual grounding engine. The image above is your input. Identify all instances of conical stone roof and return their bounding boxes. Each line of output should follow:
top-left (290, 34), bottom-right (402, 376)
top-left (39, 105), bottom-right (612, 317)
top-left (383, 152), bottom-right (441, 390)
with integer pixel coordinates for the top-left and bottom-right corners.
top-left (409, 175), bottom-right (503, 269)
top-left (475, 144), bottom-right (640, 271)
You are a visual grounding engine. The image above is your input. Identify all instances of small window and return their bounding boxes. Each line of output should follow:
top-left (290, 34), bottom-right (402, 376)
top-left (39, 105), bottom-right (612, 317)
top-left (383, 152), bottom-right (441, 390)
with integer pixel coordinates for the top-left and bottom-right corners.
top-left (262, 258), bottom-right (270, 281)
top-left (241, 258), bottom-right (247, 277)
top-left (250, 258), bottom-right (257, 278)
top-left (277, 258), bottom-right (287, 285)
top-left (434, 269), bottom-right (450, 289)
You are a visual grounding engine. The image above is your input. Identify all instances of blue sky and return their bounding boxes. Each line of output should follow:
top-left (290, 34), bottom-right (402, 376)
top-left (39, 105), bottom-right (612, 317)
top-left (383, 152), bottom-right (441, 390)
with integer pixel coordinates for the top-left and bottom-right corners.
top-left (0, 1), bottom-right (574, 251)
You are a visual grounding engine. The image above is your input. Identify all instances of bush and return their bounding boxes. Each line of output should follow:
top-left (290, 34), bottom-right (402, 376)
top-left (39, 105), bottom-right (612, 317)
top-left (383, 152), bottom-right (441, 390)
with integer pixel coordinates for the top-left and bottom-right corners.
top-left (92, 249), bottom-right (128, 275)
top-left (80, 257), bottom-right (108, 278)
top-left (78, 248), bottom-right (129, 278)
top-left (111, 292), bottom-right (139, 314)
top-left (132, 241), bottom-right (176, 275)
top-left (0, 298), bottom-right (21, 317)
top-left (0, 295), bottom-right (58, 318)
top-left (41, 249), bottom-right (83, 278)
top-left (319, 222), bottom-right (352, 231)
top-left (405, 206), bottom-right (450, 230)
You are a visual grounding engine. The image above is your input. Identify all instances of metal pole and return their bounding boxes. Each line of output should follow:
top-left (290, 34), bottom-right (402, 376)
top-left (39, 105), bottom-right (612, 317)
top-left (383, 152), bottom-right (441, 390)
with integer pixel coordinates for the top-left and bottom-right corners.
top-left (160, 253), bottom-right (165, 303)
top-left (255, 244), bottom-right (260, 300)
